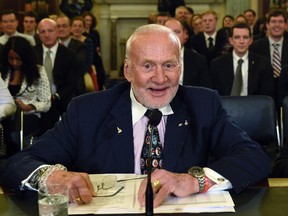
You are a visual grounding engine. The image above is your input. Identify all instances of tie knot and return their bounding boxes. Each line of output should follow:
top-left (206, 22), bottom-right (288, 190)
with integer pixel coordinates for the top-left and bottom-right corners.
top-left (238, 59), bottom-right (244, 65)
top-left (46, 50), bottom-right (52, 56)
top-left (145, 109), bottom-right (162, 126)
top-left (208, 37), bottom-right (213, 42)
top-left (273, 43), bottom-right (279, 49)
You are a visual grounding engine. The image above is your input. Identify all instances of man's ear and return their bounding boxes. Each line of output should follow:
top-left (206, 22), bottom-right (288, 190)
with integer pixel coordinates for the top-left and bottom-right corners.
top-left (123, 59), bottom-right (131, 82)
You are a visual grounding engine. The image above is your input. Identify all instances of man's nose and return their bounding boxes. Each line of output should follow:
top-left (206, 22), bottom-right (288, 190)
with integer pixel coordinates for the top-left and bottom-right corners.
top-left (153, 67), bottom-right (167, 83)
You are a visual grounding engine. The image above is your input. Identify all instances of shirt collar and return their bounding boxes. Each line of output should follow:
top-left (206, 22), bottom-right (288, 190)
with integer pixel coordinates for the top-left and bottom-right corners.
top-left (58, 38), bottom-right (71, 47)
top-left (130, 87), bottom-right (173, 125)
top-left (268, 36), bottom-right (284, 45)
top-left (232, 50), bottom-right (248, 62)
top-left (204, 32), bottom-right (217, 40)
top-left (42, 43), bottom-right (59, 54)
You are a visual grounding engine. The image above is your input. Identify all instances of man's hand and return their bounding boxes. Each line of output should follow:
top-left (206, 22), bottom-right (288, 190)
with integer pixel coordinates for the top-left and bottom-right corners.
top-left (46, 170), bottom-right (96, 204)
top-left (138, 169), bottom-right (199, 208)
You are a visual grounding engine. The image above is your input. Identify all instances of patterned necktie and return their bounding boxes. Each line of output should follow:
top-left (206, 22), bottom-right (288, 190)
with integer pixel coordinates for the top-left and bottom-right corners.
top-left (44, 50), bottom-right (53, 88)
top-left (231, 59), bottom-right (244, 96)
top-left (208, 37), bottom-right (214, 49)
top-left (140, 109), bottom-right (163, 174)
top-left (272, 43), bottom-right (281, 78)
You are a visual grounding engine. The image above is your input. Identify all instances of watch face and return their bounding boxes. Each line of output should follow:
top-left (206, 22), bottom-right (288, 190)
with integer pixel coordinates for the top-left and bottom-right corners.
top-left (189, 166), bottom-right (204, 177)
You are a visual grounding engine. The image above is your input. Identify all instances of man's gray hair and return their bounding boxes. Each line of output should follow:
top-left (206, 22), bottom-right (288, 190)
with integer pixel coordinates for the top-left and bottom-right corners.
top-left (125, 24), bottom-right (181, 60)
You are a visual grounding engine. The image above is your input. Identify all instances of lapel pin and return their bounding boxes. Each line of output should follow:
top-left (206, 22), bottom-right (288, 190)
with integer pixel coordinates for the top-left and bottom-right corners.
top-left (184, 120), bottom-right (188, 125)
top-left (178, 123), bottom-right (183, 127)
top-left (117, 127), bottom-right (122, 134)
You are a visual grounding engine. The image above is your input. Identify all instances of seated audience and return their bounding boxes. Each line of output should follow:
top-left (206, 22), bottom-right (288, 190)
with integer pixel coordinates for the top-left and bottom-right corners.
top-left (0, 36), bottom-right (51, 155)
top-left (191, 14), bottom-right (203, 35)
top-left (82, 12), bottom-right (106, 90)
top-left (211, 23), bottom-right (274, 98)
top-left (235, 14), bottom-right (248, 24)
top-left (60, 0), bottom-right (93, 19)
top-left (35, 18), bottom-right (78, 132)
top-left (0, 9), bottom-right (35, 46)
top-left (222, 15), bottom-right (234, 27)
top-left (164, 18), bottom-right (211, 87)
top-left (155, 12), bottom-right (170, 25)
top-left (1, 24), bottom-right (269, 208)
top-left (56, 15), bottom-right (87, 95)
top-left (71, 16), bottom-right (94, 75)
top-left (22, 11), bottom-right (41, 46)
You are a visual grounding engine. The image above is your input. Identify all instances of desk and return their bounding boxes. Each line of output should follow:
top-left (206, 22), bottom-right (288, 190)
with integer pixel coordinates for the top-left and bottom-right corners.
top-left (0, 183), bottom-right (288, 216)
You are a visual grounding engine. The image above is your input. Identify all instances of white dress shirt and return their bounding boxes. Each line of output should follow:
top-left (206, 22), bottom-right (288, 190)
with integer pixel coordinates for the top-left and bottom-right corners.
top-left (130, 88), bottom-right (232, 191)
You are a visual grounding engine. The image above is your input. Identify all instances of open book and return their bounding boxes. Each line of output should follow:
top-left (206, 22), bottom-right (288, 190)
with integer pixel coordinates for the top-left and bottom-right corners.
top-left (69, 174), bottom-right (235, 215)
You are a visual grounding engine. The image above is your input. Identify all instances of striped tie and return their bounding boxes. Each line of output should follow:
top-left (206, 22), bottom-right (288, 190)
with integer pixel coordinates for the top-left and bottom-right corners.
top-left (272, 43), bottom-right (281, 78)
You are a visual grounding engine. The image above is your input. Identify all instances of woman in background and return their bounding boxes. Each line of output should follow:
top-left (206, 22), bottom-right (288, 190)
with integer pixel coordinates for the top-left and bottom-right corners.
top-left (0, 36), bottom-right (51, 155)
top-left (71, 16), bottom-right (94, 75)
top-left (82, 12), bottom-right (106, 90)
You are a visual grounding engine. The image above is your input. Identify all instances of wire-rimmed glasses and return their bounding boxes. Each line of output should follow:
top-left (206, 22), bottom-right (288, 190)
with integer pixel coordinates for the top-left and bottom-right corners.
top-left (93, 175), bottom-right (124, 197)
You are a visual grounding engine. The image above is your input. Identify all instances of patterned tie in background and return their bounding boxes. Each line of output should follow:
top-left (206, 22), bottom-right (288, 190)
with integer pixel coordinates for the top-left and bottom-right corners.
top-left (272, 43), bottom-right (281, 78)
top-left (140, 109), bottom-right (163, 174)
top-left (231, 59), bottom-right (244, 96)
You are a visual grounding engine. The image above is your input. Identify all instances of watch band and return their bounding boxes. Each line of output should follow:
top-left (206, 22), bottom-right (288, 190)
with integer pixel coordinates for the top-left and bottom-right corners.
top-left (188, 166), bottom-right (208, 193)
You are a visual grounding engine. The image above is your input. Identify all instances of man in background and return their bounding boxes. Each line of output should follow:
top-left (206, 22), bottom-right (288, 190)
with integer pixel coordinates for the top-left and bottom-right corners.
top-left (23, 11), bottom-right (41, 45)
top-left (0, 9), bottom-right (35, 46)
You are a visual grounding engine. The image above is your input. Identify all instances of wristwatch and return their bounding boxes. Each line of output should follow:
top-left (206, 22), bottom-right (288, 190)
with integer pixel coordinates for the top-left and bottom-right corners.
top-left (188, 166), bottom-right (206, 193)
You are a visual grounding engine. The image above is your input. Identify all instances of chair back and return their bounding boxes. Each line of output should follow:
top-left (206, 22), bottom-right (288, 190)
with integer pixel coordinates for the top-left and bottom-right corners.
top-left (282, 96), bottom-right (288, 146)
top-left (221, 96), bottom-right (279, 160)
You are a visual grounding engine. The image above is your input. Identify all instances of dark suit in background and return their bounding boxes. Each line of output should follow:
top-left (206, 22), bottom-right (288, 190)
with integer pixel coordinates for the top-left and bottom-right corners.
top-left (211, 52), bottom-right (275, 98)
top-left (182, 48), bottom-right (212, 88)
top-left (34, 43), bottom-right (78, 132)
top-left (250, 37), bottom-right (288, 108)
top-left (1, 81), bottom-right (270, 194)
top-left (191, 32), bottom-right (218, 65)
top-left (66, 39), bottom-right (87, 95)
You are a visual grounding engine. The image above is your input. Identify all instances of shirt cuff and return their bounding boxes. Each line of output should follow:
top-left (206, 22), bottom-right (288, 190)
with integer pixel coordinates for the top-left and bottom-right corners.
top-left (20, 165), bottom-right (51, 191)
top-left (204, 167), bottom-right (233, 191)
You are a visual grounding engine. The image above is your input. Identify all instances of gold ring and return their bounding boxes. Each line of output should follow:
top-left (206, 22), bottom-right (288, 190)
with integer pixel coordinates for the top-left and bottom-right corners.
top-left (153, 179), bottom-right (161, 189)
top-left (75, 197), bottom-right (82, 204)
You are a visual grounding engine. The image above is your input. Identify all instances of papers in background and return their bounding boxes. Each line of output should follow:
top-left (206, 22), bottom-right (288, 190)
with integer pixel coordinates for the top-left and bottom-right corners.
top-left (68, 174), bottom-right (235, 215)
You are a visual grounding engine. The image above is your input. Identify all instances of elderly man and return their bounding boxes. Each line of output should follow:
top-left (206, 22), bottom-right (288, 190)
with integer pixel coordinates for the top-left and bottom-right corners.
top-left (2, 24), bottom-right (269, 208)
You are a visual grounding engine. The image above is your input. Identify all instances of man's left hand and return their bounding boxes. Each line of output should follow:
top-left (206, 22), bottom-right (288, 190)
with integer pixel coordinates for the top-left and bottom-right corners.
top-left (137, 169), bottom-right (199, 207)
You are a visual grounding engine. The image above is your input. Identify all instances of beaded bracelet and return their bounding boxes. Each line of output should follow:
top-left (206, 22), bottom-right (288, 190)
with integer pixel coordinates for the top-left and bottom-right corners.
top-left (38, 164), bottom-right (67, 188)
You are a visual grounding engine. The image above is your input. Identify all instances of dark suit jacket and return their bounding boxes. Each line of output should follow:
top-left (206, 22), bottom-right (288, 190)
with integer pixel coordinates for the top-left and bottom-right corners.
top-left (191, 32), bottom-right (218, 65)
top-left (250, 37), bottom-right (288, 107)
top-left (2, 81), bottom-right (270, 194)
top-left (211, 52), bottom-right (275, 98)
top-left (182, 48), bottom-right (212, 88)
top-left (67, 38), bottom-right (87, 95)
top-left (34, 43), bottom-right (78, 113)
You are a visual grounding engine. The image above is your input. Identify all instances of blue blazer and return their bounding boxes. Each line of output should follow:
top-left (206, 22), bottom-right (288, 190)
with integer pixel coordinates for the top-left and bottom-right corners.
top-left (2, 81), bottom-right (270, 193)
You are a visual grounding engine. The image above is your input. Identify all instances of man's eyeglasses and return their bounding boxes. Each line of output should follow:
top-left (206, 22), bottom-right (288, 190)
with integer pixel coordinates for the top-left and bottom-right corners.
top-left (93, 175), bottom-right (124, 197)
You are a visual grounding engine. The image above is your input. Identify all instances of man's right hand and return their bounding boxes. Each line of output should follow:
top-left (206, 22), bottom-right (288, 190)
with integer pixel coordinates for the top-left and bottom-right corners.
top-left (46, 170), bottom-right (96, 204)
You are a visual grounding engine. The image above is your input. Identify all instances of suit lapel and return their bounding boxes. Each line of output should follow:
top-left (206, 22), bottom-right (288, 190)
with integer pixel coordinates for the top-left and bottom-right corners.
top-left (247, 53), bottom-right (257, 94)
top-left (163, 94), bottom-right (191, 171)
top-left (104, 88), bottom-right (135, 172)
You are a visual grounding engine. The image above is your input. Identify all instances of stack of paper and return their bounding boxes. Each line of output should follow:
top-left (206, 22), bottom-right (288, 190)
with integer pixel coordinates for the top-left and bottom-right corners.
top-left (69, 174), bottom-right (235, 215)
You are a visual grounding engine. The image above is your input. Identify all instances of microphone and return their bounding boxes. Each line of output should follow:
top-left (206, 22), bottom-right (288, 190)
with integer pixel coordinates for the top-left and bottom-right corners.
top-left (145, 109), bottom-right (162, 216)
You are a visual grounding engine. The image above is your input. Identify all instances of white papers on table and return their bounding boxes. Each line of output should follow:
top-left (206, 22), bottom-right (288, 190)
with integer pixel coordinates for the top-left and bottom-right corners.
top-left (68, 174), bottom-right (235, 215)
